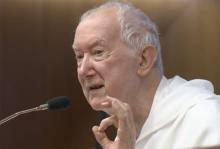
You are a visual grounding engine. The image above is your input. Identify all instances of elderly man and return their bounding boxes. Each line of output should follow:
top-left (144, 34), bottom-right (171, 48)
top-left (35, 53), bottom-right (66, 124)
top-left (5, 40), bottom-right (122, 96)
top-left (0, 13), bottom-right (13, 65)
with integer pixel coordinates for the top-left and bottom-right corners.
top-left (72, 1), bottom-right (220, 149)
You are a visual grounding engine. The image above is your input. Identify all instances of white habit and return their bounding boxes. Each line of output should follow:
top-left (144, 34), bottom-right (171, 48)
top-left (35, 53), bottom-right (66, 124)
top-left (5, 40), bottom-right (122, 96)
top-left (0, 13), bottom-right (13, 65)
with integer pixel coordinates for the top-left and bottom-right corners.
top-left (135, 76), bottom-right (220, 149)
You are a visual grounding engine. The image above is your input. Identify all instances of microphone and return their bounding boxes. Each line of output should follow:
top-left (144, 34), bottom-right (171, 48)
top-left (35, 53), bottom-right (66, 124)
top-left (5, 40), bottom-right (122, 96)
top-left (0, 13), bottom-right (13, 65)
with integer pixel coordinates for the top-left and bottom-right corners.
top-left (0, 96), bottom-right (70, 126)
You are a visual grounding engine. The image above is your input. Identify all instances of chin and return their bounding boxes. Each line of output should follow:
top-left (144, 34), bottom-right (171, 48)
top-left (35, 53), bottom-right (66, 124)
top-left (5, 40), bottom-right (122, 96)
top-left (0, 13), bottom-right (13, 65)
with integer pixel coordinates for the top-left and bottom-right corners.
top-left (89, 95), bottom-right (106, 111)
top-left (90, 103), bottom-right (101, 111)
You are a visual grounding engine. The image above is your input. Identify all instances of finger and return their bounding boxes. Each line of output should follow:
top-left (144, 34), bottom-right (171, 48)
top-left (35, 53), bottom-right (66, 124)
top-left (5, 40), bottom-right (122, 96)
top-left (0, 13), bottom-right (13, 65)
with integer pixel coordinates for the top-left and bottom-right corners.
top-left (97, 96), bottom-right (136, 147)
top-left (105, 97), bottom-right (131, 120)
top-left (90, 98), bottom-right (111, 111)
top-left (93, 96), bottom-right (136, 138)
top-left (99, 115), bottom-right (118, 132)
top-left (92, 125), bottom-right (111, 148)
top-left (98, 97), bottom-right (123, 116)
top-left (108, 98), bottom-right (136, 141)
top-left (111, 100), bottom-right (130, 127)
top-left (100, 97), bottom-right (134, 128)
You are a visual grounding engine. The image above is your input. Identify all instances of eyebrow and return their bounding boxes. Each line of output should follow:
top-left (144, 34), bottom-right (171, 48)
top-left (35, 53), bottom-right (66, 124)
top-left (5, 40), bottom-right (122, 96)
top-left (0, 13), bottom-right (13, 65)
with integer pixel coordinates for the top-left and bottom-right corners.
top-left (72, 39), bottom-right (106, 52)
top-left (89, 39), bottom-right (106, 49)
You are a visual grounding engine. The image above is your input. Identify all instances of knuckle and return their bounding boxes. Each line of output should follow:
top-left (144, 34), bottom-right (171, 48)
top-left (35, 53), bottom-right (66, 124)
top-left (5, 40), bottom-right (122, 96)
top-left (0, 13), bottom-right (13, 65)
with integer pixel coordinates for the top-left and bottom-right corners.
top-left (124, 103), bottom-right (131, 113)
top-left (119, 111), bottom-right (129, 120)
top-left (119, 103), bottom-right (132, 120)
top-left (111, 98), bottom-right (117, 105)
top-left (100, 117), bottom-right (109, 125)
top-left (124, 103), bottom-right (130, 109)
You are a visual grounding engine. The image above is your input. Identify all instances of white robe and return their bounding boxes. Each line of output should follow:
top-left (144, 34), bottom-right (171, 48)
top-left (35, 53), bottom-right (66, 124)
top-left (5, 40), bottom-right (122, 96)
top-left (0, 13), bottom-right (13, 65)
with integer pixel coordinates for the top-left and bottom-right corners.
top-left (135, 76), bottom-right (220, 149)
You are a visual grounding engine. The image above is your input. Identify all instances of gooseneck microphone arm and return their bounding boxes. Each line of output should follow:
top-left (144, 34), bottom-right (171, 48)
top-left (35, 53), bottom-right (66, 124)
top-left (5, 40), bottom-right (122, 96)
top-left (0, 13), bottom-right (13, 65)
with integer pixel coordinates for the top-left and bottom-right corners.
top-left (0, 104), bottom-right (48, 126)
top-left (0, 96), bottom-right (70, 126)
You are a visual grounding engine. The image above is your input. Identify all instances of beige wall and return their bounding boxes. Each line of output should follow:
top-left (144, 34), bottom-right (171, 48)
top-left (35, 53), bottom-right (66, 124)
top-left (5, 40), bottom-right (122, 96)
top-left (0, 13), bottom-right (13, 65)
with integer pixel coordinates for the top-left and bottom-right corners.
top-left (162, 0), bottom-right (220, 93)
top-left (0, 0), bottom-right (219, 148)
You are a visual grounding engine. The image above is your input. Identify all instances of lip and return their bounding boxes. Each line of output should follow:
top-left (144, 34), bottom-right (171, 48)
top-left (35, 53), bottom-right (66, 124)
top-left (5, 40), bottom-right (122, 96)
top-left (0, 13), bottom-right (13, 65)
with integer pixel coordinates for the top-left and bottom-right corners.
top-left (88, 84), bottom-right (104, 92)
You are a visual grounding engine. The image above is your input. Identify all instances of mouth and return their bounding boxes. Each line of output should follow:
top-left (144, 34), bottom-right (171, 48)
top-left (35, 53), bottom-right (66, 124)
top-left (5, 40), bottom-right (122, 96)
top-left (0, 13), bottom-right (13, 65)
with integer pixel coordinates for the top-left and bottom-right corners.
top-left (89, 84), bottom-right (104, 91)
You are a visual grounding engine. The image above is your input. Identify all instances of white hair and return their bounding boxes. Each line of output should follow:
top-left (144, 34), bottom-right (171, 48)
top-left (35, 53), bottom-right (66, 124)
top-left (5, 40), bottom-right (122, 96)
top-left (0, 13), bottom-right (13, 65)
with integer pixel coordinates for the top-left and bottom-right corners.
top-left (79, 0), bottom-right (163, 73)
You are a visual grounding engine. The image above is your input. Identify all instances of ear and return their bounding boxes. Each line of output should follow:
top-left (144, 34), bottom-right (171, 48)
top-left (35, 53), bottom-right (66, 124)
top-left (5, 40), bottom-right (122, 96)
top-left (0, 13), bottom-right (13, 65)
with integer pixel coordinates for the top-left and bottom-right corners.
top-left (137, 45), bottom-right (157, 76)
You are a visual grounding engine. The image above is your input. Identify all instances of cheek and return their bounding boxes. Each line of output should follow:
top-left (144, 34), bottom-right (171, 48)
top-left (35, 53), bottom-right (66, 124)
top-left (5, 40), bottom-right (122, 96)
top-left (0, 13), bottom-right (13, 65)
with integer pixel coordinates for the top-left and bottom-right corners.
top-left (77, 73), bottom-right (82, 84)
top-left (106, 63), bottom-right (137, 91)
top-left (77, 72), bottom-right (84, 90)
top-left (77, 73), bottom-right (89, 99)
top-left (101, 66), bottom-right (129, 93)
top-left (94, 55), bottom-right (138, 92)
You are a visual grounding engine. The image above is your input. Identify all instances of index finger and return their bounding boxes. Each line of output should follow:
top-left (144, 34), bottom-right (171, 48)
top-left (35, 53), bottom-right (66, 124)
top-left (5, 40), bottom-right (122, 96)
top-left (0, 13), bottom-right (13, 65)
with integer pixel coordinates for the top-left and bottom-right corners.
top-left (101, 96), bottom-right (136, 141)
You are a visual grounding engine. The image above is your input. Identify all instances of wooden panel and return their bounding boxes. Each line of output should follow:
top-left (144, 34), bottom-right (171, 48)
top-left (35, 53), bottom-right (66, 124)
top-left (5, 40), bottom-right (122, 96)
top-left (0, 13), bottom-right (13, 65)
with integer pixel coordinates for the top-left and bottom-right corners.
top-left (0, 0), bottom-right (97, 148)
top-left (162, 0), bottom-right (220, 93)
top-left (0, 0), bottom-right (219, 149)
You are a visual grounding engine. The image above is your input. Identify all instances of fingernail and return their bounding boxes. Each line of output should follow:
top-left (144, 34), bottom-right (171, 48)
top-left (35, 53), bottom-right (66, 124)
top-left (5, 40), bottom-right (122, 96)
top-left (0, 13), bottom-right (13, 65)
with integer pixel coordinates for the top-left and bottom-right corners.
top-left (101, 101), bottom-right (110, 107)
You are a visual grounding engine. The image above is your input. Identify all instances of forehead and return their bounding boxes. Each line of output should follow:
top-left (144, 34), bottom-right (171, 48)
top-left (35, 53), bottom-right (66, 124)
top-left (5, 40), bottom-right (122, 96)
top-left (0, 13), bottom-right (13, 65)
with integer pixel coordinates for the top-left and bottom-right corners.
top-left (73, 8), bottom-right (121, 51)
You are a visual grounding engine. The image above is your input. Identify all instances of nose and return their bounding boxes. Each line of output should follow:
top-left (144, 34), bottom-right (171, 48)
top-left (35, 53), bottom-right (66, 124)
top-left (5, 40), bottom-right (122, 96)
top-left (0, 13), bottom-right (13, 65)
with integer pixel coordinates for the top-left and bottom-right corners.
top-left (77, 54), bottom-right (96, 79)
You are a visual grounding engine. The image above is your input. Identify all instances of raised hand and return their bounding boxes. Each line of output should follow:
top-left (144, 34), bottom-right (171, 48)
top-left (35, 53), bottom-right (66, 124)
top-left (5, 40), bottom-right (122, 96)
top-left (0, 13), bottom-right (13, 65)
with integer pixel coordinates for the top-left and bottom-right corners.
top-left (92, 96), bottom-right (136, 149)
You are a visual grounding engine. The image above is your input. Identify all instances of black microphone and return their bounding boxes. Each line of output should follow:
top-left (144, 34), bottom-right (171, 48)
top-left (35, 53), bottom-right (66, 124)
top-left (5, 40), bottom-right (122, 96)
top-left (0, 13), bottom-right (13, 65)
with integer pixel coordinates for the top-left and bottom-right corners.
top-left (46, 96), bottom-right (70, 111)
top-left (0, 96), bottom-right (70, 126)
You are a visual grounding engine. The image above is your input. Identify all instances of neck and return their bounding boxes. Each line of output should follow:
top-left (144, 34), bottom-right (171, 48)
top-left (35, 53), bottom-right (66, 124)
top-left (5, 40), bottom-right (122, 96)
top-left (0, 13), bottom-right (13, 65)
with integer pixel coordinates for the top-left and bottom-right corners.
top-left (131, 69), bottom-right (162, 138)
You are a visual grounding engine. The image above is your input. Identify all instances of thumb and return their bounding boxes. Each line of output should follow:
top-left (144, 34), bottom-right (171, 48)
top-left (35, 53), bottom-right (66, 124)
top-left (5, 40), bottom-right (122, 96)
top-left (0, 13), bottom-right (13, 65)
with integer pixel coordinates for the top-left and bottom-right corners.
top-left (92, 126), bottom-right (111, 148)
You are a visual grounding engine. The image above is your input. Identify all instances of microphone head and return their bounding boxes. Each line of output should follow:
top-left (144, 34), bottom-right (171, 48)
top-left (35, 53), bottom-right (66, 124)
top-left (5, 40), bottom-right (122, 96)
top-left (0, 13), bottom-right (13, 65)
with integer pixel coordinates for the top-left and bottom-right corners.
top-left (46, 96), bottom-right (70, 111)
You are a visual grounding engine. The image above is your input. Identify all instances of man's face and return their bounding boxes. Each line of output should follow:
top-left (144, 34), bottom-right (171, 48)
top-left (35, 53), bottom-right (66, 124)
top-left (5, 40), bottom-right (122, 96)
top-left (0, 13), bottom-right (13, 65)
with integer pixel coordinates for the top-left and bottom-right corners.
top-left (73, 9), bottom-right (140, 110)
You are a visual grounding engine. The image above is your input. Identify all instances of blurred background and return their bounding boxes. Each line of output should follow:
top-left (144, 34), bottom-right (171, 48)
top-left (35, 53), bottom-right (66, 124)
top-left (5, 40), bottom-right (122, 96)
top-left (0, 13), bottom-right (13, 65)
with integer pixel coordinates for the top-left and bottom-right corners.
top-left (0, 0), bottom-right (219, 148)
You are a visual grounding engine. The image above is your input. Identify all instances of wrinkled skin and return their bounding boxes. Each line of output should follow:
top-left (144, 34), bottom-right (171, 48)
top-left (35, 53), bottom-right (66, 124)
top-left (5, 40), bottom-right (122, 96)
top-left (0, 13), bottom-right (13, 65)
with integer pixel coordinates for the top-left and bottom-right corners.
top-left (73, 8), bottom-right (139, 149)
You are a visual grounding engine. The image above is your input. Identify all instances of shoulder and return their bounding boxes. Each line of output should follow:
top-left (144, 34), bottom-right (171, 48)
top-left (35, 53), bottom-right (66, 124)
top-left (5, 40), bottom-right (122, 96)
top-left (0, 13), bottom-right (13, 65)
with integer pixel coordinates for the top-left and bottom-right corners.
top-left (173, 97), bottom-right (220, 148)
top-left (179, 96), bottom-right (220, 132)
top-left (185, 97), bottom-right (220, 124)
top-left (180, 97), bottom-right (220, 136)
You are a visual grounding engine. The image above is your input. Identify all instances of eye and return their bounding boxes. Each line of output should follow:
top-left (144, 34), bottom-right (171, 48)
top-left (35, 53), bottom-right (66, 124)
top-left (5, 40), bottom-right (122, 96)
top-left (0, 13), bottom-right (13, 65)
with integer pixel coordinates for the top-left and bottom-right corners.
top-left (74, 52), bottom-right (84, 66)
top-left (93, 49), bottom-right (104, 56)
top-left (76, 54), bottom-right (83, 59)
top-left (75, 53), bottom-right (84, 60)
top-left (92, 49), bottom-right (107, 61)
